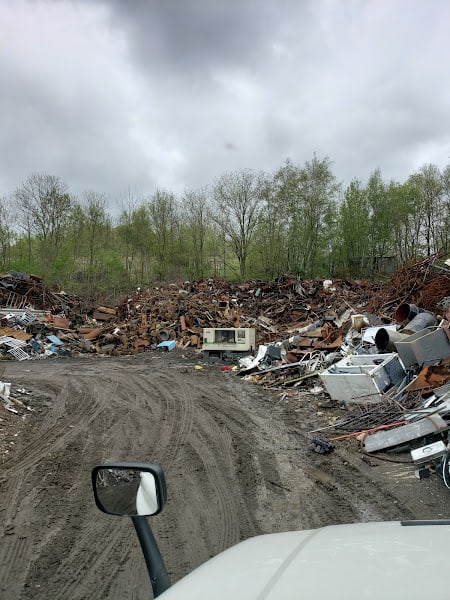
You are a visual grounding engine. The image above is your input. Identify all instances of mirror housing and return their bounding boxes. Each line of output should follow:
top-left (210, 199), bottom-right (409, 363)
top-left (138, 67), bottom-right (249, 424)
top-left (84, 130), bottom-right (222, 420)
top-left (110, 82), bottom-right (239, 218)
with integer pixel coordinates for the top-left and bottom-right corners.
top-left (92, 462), bottom-right (167, 517)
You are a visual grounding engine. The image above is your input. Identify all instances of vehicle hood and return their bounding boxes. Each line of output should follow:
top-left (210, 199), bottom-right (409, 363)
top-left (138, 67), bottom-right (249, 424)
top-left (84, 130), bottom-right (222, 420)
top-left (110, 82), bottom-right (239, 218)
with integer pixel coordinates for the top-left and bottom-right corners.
top-left (159, 521), bottom-right (450, 599)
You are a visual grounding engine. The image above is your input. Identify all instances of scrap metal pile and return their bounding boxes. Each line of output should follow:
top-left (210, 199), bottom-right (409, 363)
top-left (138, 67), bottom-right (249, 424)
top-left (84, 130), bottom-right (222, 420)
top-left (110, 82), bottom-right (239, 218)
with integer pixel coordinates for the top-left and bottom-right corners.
top-left (0, 257), bottom-right (449, 488)
top-left (306, 300), bottom-right (450, 490)
top-left (0, 271), bottom-right (89, 314)
top-left (238, 255), bottom-right (449, 387)
top-left (0, 272), bottom-right (378, 359)
top-left (367, 254), bottom-right (450, 315)
top-left (0, 256), bottom-right (447, 363)
top-left (229, 258), bottom-right (450, 485)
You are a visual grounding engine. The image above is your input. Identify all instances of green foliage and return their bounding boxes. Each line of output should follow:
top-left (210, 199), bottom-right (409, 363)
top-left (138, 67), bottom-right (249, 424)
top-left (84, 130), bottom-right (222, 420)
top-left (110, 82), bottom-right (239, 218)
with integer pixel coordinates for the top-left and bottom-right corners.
top-left (182, 188), bottom-right (212, 279)
top-left (8, 236), bottom-right (41, 275)
top-left (0, 196), bottom-right (16, 271)
top-left (387, 180), bottom-right (422, 263)
top-left (5, 160), bottom-right (450, 295)
top-left (408, 164), bottom-right (445, 255)
top-left (262, 156), bottom-right (339, 277)
top-left (147, 189), bottom-right (179, 280)
top-left (14, 173), bottom-right (74, 273)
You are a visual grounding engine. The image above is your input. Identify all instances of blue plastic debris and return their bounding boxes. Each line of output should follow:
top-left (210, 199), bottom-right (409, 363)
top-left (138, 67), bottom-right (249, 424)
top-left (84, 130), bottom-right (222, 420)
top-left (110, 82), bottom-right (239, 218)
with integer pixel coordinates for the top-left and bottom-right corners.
top-left (28, 339), bottom-right (41, 352)
top-left (157, 340), bottom-right (176, 351)
top-left (46, 335), bottom-right (64, 346)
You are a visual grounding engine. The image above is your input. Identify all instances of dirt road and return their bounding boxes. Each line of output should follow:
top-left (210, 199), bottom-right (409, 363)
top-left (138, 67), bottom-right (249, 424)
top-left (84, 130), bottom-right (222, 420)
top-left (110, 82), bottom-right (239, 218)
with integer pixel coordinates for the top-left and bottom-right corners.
top-left (1, 352), bottom-right (449, 599)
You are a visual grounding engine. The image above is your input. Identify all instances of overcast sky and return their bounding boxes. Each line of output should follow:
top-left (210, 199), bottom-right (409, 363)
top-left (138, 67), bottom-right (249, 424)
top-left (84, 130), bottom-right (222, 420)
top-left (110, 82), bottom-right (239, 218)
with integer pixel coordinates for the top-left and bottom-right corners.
top-left (1, 0), bottom-right (449, 211)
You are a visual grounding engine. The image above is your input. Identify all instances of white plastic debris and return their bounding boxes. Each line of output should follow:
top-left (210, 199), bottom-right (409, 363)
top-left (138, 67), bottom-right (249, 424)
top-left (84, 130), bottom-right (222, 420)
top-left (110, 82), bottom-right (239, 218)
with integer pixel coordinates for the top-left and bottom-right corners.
top-left (0, 381), bottom-right (11, 398)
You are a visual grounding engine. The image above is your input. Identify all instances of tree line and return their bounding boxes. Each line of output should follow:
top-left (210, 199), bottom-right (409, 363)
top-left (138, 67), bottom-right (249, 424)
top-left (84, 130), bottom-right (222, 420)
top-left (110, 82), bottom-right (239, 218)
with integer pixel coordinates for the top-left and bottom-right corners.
top-left (1, 156), bottom-right (449, 300)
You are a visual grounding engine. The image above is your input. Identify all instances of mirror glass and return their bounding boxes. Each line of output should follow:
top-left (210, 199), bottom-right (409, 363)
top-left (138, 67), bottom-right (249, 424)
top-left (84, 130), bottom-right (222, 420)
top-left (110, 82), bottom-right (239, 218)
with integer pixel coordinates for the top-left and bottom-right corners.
top-left (94, 467), bottom-right (160, 517)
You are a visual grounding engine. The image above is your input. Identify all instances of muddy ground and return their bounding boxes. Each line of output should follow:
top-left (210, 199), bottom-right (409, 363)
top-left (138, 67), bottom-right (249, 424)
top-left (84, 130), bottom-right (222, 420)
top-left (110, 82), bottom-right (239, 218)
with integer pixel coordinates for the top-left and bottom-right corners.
top-left (0, 351), bottom-right (449, 599)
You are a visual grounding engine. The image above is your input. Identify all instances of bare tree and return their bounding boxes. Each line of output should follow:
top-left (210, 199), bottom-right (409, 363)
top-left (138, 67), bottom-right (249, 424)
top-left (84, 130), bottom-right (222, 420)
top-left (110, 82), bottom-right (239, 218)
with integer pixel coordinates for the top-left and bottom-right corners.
top-left (254, 173), bottom-right (287, 278)
top-left (14, 173), bottom-right (73, 269)
top-left (0, 196), bottom-right (15, 269)
top-left (116, 188), bottom-right (146, 285)
top-left (147, 189), bottom-right (179, 280)
top-left (408, 164), bottom-right (443, 255)
top-left (212, 169), bottom-right (263, 280)
top-left (441, 163), bottom-right (450, 252)
top-left (183, 187), bottom-right (210, 278)
top-left (82, 191), bottom-right (111, 267)
top-left (297, 155), bottom-right (339, 275)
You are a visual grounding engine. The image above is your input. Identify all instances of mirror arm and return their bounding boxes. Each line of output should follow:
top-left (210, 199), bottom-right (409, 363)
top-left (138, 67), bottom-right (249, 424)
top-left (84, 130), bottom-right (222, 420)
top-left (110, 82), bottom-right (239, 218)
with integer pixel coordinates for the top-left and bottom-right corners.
top-left (131, 515), bottom-right (171, 598)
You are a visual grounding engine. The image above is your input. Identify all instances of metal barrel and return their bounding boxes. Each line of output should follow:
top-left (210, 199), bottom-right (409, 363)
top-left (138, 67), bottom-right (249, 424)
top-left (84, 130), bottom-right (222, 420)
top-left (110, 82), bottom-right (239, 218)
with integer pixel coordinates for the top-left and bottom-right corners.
top-left (394, 303), bottom-right (423, 324)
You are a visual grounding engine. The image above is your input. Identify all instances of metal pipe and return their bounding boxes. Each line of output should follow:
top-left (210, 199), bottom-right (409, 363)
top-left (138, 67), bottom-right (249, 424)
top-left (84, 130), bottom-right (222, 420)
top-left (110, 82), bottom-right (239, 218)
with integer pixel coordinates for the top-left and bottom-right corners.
top-left (401, 311), bottom-right (436, 334)
top-left (375, 328), bottom-right (410, 352)
top-left (281, 320), bottom-right (323, 350)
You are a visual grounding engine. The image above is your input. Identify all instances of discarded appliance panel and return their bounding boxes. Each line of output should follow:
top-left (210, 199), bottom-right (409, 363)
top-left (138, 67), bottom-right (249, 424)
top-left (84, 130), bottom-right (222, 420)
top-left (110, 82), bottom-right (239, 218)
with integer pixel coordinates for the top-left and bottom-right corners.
top-left (319, 353), bottom-right (405, 403)
top-left (395, 326), bottom-right (450, 369)
top-left (202, 328), bottom-right (256, 363)
top-left (394, 327), bottom-right (435, 369)
top-left (411, 441), bottom-right (447, 465)
top-left (364, 414), bottom-right (448, 452)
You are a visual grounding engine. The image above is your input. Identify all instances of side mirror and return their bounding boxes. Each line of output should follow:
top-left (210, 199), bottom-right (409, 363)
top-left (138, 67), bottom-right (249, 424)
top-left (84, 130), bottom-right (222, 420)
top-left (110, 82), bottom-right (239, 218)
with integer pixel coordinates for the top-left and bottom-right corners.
top-left (92, 462), bottom-right (167, 517)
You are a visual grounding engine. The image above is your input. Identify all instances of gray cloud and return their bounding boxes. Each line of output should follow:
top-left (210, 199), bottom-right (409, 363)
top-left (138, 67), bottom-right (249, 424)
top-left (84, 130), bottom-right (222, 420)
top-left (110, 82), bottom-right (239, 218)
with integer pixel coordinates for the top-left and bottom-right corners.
top-left (0, 0), bottom-right (449, 209)
top-left (104, 0), bottom-right (303, 75)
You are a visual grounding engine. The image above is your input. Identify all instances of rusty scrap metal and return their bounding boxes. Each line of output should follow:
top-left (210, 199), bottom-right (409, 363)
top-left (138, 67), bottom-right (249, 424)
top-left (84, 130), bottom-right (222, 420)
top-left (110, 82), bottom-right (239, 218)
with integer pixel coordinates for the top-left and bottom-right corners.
top-left (368, 254), bottom-right (450, 316)
top-left (0, 260), bottom-right (448, 362)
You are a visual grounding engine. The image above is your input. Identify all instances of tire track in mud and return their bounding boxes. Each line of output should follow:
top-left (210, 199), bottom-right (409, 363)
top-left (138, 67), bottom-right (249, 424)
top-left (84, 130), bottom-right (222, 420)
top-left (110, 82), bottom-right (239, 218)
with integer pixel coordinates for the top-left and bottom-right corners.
top-left (198, 379), bottom-right (296, 529)
top-left (175, 415), bottom-right (239, 566)
top-left (1, 379), bottom-right (116, 475)
top-left (0, 371), bottom-right (126, 599)
top-left (99, 365), bottom-right (233, 589)
top-left (83, 366), bottom-right (263, 581)
top-left (41, 365), bottom-right (199, 599)
top-left (141, 373), bottom-right (195, 466)
top-left (2, 356), bottom-right (448, 599)
top-left (130, 370), bottom-right (214, 578)
top-left (13, 397), bottom-right (145, 599)
top-left (198, 378), bottom-right (411, 534)
top-left (28, 366), bottom-right (186, 598)
top-left (36, 369), bottom-right (171, 600)
top-left (0, 385), bottom-right (90, 595)
top-left (45, 520), bottom-right (138, 600)
top-left (154, 375), bottom-right (284, 579)
top-left (289, 426), bottom-right (418, 527)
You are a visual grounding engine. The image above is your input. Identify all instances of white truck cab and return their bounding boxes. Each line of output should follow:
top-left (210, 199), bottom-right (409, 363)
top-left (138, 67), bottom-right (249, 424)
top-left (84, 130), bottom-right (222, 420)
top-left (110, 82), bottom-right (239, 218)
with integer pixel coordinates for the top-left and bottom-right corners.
top-left (92, 463), bottom-right (450, 599)
top-left (158, 520), bottom-right (450, 599)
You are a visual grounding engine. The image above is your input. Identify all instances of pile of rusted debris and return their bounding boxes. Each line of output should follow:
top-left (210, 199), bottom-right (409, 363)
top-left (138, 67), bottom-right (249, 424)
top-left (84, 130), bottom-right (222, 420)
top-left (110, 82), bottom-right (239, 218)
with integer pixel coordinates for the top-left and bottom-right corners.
top-left (0, 255), bottom-right (447, 361)
top-left (0, 272), bottom-right (378, 359)
top-left (0, 257), bottom-right (449, 490)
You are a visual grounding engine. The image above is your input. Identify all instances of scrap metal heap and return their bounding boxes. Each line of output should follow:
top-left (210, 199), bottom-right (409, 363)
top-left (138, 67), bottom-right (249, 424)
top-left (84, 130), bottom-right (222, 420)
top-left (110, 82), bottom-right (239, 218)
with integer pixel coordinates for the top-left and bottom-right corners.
top-left (1, 257), bottom-right (450, 489)
top-left (367, 254), bottom-right (450, 315)
top-left (0, 271), bottom-right (86, 314)
top-left (0, 256), bottom-right (447, 362)
top-left (0, 273), bottom-right (379, 359)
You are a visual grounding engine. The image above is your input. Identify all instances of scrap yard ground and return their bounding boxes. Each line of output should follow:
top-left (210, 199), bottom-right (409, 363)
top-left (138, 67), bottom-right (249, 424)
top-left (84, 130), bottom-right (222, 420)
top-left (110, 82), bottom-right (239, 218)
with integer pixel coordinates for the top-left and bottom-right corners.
top-left (1, 351), bottom-right (449, 600)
